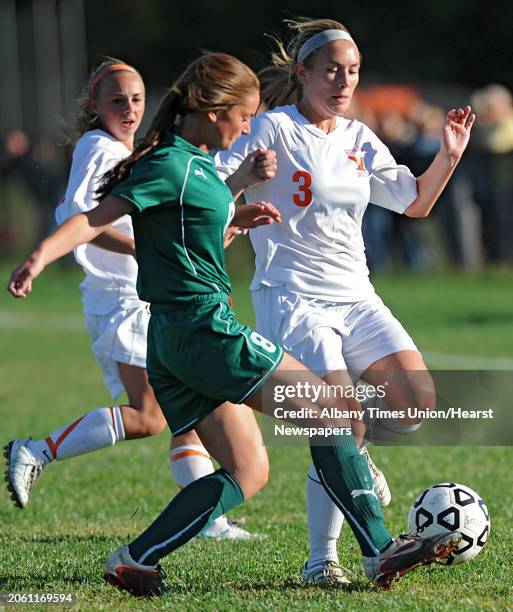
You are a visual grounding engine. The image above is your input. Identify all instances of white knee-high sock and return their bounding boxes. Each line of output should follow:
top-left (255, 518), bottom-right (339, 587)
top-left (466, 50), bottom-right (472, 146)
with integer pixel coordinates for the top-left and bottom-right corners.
top-left (169, 443), bottom-right (231, 533)
top-left (169, 444), bottom-right (215, 486)
top-left (26, 406), bottom-right (125, 464)
top-left (306, 462), bottom-right (345, 568)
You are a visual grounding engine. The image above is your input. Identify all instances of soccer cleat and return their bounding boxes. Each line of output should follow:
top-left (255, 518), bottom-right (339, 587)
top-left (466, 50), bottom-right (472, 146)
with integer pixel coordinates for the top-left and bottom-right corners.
top-left (198, 519), bottom-right (263, 540)
top-left (4, 439), bottom-right (45, 509)
top-left (363, 531), bottom-right (463, 590)
top-left (301, 560), bottom-right (354, 587)
top-left (227, 517), bottom-right (246, 527)
top-left (361, 447), bottom-right (391, 507)
top-left (103, 545), bottom-right (166, 597)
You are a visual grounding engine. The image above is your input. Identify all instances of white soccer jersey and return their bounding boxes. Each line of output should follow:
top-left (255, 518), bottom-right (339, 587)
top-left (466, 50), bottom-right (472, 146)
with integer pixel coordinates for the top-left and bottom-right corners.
top-left (55, 129), bottom-right (141, 314)
top-left (216, 105), bottom-right (418, 302)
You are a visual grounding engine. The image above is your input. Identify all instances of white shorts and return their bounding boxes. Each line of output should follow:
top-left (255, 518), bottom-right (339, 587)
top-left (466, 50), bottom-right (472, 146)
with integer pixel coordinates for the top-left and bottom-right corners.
top-left (84, 301), bottom-right (150, 398)
top-left (252, 286), bottom-right (418, 379)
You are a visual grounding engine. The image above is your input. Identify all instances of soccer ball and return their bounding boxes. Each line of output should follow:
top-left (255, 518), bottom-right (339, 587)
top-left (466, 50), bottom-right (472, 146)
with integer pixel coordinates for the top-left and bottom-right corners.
top-left (407, 483), bottom-right (490, 565)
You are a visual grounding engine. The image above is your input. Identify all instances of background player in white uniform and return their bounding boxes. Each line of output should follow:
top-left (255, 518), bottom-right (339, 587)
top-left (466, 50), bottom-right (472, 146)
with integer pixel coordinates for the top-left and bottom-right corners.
top-left (5, 58), bottom-right (255, 540)
top-left (216, 18), bottom-right (475, 584)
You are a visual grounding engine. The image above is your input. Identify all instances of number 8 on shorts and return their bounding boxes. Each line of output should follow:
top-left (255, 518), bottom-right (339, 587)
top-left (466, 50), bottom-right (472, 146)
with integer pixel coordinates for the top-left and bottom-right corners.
top-left (249, 331), bottom-right (277, 354)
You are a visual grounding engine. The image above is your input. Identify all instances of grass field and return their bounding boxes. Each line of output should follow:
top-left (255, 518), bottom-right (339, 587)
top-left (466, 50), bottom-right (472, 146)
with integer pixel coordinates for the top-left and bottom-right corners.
top-left (1, 253), bottom-right (513, 611)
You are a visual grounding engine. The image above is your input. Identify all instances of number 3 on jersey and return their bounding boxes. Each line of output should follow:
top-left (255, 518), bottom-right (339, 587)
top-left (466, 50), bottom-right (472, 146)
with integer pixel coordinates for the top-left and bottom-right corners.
top-left (292, 170), bottom-right (313, 207)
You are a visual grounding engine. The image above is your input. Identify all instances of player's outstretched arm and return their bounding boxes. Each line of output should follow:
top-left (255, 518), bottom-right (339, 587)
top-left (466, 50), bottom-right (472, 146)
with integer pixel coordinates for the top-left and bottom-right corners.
top-left (225, 148), bottom-right (277, 201)
top-left (8, 196), bottom-right (134, 298)
top-left (405, 105), bottom-right (475, 218)
top-left (91, 226), bottom-right (136, 257)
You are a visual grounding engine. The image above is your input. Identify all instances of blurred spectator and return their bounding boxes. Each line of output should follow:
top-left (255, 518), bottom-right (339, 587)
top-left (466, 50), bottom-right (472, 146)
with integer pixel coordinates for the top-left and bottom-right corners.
top-left (446, 84), bottom-right (513, 265)
top-left (407, 103), bottom-right (463, 268)
top-left (356, 83), bottom-right (513, 269)
top-left (471, 84), bottom-right (513, 153)
top-left (0, 129), bottom-right (64, 248)
top-left (358, 90), bottom-right (433, 273)
top-left (409, 103), bottom-right (446, 158)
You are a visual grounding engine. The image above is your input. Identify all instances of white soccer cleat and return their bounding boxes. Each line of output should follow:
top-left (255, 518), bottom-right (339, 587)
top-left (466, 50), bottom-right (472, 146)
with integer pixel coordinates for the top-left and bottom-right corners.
top-left (104, 545), bottom-right (166, 597)
top-left (198, 516), bottom-right (263, 540)
top-left (4, 439), bottom-right (45, 509)
top-left (361, 447), bottom-right (392, 507)
top-left (363, 531), bottom-right (462, 590)
top-left (301, 560), bottom-right (354, 587)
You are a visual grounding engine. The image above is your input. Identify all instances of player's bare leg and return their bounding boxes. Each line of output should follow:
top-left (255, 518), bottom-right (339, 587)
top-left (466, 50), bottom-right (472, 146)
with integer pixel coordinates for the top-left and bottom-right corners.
top-left (105, 402), bottom-right (268, 595)
top-left (104, 404), bottom-right (269, 595)
top-left (117, 363), bottom-right (167, 437)
top-left (361, 350), bottom-right (433, 426)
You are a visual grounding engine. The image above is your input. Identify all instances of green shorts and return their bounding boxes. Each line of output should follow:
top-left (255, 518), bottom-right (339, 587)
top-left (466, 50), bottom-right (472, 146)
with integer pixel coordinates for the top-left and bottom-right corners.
top-left (147, 293), bottom-right (283, 435)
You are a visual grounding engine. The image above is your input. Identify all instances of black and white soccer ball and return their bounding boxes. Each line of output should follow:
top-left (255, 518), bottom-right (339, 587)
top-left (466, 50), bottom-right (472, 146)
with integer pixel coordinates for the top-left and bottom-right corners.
top-left (407, 482), bottom-right (490, 565)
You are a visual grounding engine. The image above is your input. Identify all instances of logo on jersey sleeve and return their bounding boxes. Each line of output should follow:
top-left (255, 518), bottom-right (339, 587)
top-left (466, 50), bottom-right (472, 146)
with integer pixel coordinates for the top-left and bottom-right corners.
top-left (345, 146), bottom-right (368, 176)
top-left (194, 167), bottom-right (208, 180)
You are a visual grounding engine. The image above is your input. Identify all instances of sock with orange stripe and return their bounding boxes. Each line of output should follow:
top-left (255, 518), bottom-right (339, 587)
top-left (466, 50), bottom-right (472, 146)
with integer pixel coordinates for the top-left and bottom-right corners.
top-left (169, 444), bottom-right (215, 486)
top-left (169, 443), bottom-right (238, 536)
top-left (26, 406), bottom-right (125, 464)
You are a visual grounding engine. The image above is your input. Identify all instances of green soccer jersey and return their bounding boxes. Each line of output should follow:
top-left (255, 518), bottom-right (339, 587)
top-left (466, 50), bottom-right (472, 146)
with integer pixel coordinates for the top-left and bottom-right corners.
top-left (111, 133), bottom-right (235, 304)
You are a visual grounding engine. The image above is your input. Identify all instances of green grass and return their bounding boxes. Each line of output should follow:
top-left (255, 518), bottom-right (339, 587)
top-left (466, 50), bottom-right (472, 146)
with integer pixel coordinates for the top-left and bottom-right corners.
top-left (1, 254), bottom-right (513, 610)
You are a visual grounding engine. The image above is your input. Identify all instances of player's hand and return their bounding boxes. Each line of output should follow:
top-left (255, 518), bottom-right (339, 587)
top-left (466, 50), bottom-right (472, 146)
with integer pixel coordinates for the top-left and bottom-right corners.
top-left (441, 105), bottom-right (475, 161)
top-left (234, 148), bottom-right (277, 190)
top-left (231, 201), bottom-right (281, 230)
top-left (223, 225), bottom-right (244, 249)
top-left (7, 252), bottom-right (45, 298)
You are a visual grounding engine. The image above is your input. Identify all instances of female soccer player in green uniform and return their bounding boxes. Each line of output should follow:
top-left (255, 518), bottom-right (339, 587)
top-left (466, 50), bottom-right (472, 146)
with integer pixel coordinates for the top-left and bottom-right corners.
top-left (5, 57), bottom-right (258, 540)
top-left (8, 52), bottom-right (460, 596)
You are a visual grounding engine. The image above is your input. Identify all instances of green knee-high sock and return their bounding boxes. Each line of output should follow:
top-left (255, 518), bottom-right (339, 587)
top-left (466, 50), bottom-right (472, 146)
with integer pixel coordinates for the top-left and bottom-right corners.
top-left (310, 436), bottom-right (392, 557)
top-left (129, 468), bottom-right (244, 565)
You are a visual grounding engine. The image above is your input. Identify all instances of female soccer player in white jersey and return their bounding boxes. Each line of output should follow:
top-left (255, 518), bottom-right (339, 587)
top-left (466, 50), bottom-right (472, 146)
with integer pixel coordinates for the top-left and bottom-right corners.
top-left (216, 18), bottom-right (475, 585)
top-left (4, 58), bottom-right (256, 540)
top-left (9, 51), bottom-right (462, 596)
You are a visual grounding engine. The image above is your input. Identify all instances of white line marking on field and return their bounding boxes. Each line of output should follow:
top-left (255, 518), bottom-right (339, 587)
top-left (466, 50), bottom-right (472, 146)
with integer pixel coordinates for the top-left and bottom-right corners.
top-left (1, 310), bottom-right (512, 368)
top-left (0, 310), bottom-right (84, 332)
top-left (424, 352), bottom-right (513, 370)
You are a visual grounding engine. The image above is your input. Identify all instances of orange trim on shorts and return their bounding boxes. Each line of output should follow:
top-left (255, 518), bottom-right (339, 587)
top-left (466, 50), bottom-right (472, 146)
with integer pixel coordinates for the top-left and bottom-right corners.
top-left (169, 450), bottom-right (210, 462)
top-left (45, 415), bottom-right (85, 459)
top-left (228, 295), bottom-right (234, 308)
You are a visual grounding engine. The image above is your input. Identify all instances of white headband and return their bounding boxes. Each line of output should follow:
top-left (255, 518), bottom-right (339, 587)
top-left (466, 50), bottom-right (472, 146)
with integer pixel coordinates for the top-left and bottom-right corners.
top-left (297, 29), bottom-right (354, 64)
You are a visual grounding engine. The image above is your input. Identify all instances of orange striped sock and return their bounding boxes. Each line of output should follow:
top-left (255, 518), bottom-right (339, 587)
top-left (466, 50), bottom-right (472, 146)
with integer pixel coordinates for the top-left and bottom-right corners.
top-left (27, 406), bottom-right (125, 461)
top-left (169, 444), bottom-right (215, 488)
